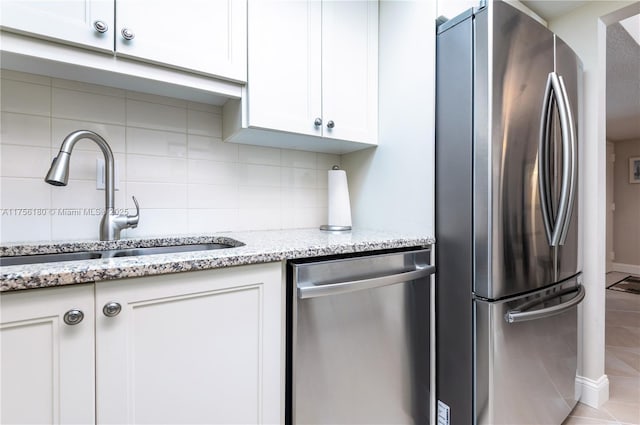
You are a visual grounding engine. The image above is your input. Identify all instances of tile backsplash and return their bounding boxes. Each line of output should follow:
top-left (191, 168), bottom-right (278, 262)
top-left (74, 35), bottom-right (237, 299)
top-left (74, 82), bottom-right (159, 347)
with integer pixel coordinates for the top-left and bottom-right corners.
top-left (0, 70), bottom-right (337, 243)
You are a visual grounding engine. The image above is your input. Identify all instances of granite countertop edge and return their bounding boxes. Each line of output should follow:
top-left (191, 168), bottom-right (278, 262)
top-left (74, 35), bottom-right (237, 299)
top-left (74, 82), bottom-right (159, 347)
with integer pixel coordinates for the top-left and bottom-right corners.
top-left (1, 228), bottom-right (435, 292)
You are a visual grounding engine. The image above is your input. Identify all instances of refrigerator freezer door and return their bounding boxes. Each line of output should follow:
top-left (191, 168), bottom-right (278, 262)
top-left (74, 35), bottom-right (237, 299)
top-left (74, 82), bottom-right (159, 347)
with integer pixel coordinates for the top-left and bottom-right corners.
top-left (474, 2), bottom-right (556, 300)
top-left (475, 277), bottom-right (582, 425)
top-left (555, 36), bottom-right (582, 281)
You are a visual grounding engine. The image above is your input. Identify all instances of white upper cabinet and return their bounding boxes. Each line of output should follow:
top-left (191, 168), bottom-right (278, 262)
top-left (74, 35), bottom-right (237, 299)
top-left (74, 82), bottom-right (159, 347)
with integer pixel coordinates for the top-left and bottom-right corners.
top-left (247, 0), bottom-right (322, 137)
top-left (0, 0), bottom-right (114, 52)
top-left (321, 0), bottom-right (378, 144)
top-left (0, 0), bottom-right (247, 82)
top-left (224, 0), bottom-right (378, 154)
top-left (115, 0), bottom-right (247, 81)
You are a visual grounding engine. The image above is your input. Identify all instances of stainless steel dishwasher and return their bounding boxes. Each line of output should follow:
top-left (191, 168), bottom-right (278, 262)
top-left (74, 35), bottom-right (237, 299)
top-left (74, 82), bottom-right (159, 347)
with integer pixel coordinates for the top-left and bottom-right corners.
top-left (286, 248), bottom-right (434, 424)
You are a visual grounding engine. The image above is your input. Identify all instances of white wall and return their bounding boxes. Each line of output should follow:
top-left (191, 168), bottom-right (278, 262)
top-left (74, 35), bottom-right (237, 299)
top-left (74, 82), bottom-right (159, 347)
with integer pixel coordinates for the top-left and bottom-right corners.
top-left (0, 70), bottom-right (337, 243)
top-left (342, 0), bottom-right (436, 234)
top-left (548, 0), bottom-right (638, 408)
top-left (612, 139), bottom-right (640, 269)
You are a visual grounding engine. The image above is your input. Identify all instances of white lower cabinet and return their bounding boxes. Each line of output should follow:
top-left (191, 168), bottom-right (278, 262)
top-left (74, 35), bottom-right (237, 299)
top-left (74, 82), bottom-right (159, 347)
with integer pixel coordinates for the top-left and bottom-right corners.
top-left (0, 284), bottom-right (96, 425)
top-left (96, 262), bottom-right (283, 425)
top-left (1, 262), bottom-right (283, 425)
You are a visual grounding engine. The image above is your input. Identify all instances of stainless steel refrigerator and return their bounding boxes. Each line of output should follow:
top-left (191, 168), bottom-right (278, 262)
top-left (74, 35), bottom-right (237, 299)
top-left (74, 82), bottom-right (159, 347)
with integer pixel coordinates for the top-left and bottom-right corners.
top-left (435, 2), bottom-right (585, 424)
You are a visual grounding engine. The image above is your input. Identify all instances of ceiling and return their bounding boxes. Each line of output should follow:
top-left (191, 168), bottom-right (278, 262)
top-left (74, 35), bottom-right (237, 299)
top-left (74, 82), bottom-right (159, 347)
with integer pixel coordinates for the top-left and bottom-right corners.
top-left (606, 19), bottom-right (640, 142)
top-left (520, 1), bottom-right (589, 21)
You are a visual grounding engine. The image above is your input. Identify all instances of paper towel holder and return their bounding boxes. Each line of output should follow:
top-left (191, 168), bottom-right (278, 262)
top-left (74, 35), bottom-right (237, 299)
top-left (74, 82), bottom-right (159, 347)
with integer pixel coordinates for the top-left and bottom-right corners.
top-left (320, 165), bottom-right (352, 232)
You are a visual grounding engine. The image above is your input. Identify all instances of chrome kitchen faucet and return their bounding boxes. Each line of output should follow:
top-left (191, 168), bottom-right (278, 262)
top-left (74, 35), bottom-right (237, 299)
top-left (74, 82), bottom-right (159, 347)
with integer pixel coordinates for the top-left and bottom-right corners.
top-left (45, 130), bottom-right (139, 240)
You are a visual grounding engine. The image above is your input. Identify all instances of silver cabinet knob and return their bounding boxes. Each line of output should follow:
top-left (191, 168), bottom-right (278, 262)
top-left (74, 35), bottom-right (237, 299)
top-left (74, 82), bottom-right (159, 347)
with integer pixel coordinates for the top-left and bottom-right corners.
top-left (103, 302), bottom-right (122, 317)
top-left (63, 309), bottom-right (84, 326)
top-left (93, 21), bottom-right (109, 34)
top-left (121, 28), bottom-right (135, 40)
top-left (314, 118), bottom-right (322, 127)
top-left (326, 120), bottom-right (335, 129)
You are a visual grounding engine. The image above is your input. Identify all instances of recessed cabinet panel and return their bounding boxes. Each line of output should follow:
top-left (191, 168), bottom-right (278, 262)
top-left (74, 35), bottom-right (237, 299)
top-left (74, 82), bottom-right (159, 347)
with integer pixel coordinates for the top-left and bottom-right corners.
top-left (0, 0), bottom-right (114, 52)
top-left (96, 263), bottom-right (282, 424)
top-left (322, 0), bottom-right (378, 143)
top-left (115, 0), bottom-right (247, 81)
top-left (0, 285), bottom-right (96, 425)
top-left (247, 0), bottom-right (322, 136)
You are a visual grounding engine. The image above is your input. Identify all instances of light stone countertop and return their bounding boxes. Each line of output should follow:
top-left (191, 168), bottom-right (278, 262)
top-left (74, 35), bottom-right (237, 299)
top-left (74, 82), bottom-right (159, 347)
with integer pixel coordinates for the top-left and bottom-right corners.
top-left (0, 228), bottom-right (434, 292)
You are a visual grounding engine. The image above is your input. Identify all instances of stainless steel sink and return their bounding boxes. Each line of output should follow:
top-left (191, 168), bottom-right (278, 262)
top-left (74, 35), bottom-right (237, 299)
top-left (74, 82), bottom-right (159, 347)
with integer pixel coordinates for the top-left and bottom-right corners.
top-left (0, 242), bottom-right (239, 267)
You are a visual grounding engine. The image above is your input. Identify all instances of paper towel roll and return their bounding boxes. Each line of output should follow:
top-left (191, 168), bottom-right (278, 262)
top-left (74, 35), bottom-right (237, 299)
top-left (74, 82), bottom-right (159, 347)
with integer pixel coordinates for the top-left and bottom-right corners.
top-left (321, 166), bottom-right (352, 230)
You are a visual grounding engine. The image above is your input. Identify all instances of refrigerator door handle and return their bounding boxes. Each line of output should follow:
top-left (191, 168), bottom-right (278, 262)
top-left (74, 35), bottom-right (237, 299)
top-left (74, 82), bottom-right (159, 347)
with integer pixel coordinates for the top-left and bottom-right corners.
top-left (296, 265), bottom-right (435, 299)
top-left (504, 284), bottom-right (585, 323)
top-left (538, 72), bottom-right (556, 245)
top-left (556, 75), bottom-right (578, 245)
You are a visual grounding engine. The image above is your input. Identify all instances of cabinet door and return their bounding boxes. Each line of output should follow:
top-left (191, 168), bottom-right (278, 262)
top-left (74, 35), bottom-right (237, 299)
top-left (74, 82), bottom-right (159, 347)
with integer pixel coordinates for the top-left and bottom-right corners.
top-left (115, 0), bottom-right (247, 81)
top-left (96, 263), bottom-right (282, 424)
top-left (247, 0), bottom-right (322, 137)
top-left (322, 0), bottom-right (378, 144)
top-left (0, 0), bottom-right (114, 52)
top-left (0, 285), bottom-right (95, 425)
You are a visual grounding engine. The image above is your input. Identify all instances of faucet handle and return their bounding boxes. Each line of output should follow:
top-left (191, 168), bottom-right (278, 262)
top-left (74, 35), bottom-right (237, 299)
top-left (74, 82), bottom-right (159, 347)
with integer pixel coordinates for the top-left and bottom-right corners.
top-left (127, 196), bottom-right (140, 228)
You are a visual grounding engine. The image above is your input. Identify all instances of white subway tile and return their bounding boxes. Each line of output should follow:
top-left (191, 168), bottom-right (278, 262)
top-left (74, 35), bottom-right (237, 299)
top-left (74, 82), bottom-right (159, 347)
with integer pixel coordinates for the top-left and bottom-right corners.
top-left (127, 127), bottom-right (187, 158)
top-left (293, 208), bottom-right (324, 228)
top-left (281, 167), bottom-right (317, 188)
top-left (188, 159), bottom-right (238, 185)
top-left (237, 208), bottom-right (281, 231)
top-left (52, 119), bottom-right (126, 153)
top-left (238, 145), bottom-right (281, 166)
top-left (282, 188), bottom-right (317, 209)
top-left (187, 109), bottom-right (222, 137)
top-left (52, 150), bottom-right (126, 182)
top-left (238, 164), bottom-right (281, 187)
top-left (127, 155), bottom-right (187, 183)
top-left (52, 88), bottom-right (125, 125)
top-left (1, 113), bottom-right (51, 147)
top-left (0, 178), bottom-right (51, 209)
top-left (187, 102), bottom-right (222, 114)
top-left (126, 91), bottom-right (187, 108)
top-left (316, 188), bottom-right (328, 208)
top-left (123, 209), bottom-right (188, 238)
top-left (187, 209), bottom-right (238, 233)
top-left (51, 179), bottom-right (126, 209)
top-left (126, 99), bottom-right (187, 133)
top-left (0, 70), bottom-right (51, 86)
top-left (239, 186), bottom-right (281, 209)
top-left (317, 153), bottom-right (341, 170)
top-left (51, 214), bottom-right (103, 241)
top-left (281, 150), bottom-right (316, 169)
top-left (316, 169), bottom-right (328, 188)
top-left (0, 145), bottom-right (52, 178)
top-left (0, 215), bottom-right (51, 243)
top-left (0, 79), bottom-right (51, 116)
top-left (188, 135), bottom-right (236, 162)
top-left (187, 184), bottom-right (239, 209)
top-left (126, 182), bottom-right (187, 209)
top-left (52, 78), bottom-right (125, 98)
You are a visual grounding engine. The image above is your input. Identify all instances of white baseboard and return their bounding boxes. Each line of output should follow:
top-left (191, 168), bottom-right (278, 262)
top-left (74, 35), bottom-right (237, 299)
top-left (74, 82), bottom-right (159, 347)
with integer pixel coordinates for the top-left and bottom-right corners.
top-left (576, 374), bottom-right (610, 408)
top-left (612, 263), bottom-right (640, 276)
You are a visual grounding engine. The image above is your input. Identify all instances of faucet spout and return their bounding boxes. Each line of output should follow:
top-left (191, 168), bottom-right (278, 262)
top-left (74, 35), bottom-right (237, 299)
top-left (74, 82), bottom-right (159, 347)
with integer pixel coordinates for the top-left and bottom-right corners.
top-left (45, 130), bottom-right (139, 241)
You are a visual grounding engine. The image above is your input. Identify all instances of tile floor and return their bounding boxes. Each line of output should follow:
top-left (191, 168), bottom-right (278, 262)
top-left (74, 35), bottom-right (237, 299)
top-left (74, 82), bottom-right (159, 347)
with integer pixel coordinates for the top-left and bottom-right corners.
top-left (563, 272), bottom-right (640, 425)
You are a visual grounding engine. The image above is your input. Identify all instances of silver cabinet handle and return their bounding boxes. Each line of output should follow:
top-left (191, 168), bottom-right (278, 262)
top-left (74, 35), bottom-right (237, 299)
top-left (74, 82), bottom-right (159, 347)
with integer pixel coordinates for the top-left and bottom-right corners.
top-left (103, 302), bottom-right (122, 317)
top-left (297, 265), bottom-right (435, 299)
top-left (93, 20), bottom-right (108, 33)
top-left (63, 309), bottom-right (84, 325)
top-left (314, 118), bottom-right (322, 127)
top-left (326, 120), bottom-right (335, 129)
top-left (121, 28), bottom-right (135, 40)
top-left (505, 285), bottom-right (584, 324)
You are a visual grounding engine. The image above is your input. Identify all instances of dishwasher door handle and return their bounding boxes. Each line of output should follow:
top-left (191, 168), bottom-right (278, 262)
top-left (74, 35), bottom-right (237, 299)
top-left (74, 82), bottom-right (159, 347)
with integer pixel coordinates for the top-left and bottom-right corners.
top-left (297, 265), bottom-right (435, 299)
